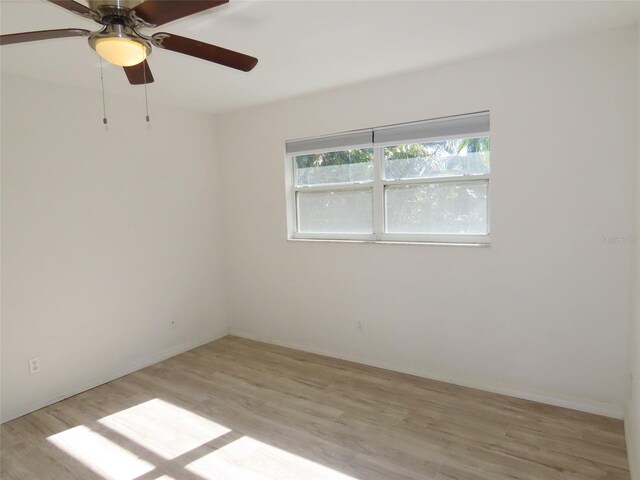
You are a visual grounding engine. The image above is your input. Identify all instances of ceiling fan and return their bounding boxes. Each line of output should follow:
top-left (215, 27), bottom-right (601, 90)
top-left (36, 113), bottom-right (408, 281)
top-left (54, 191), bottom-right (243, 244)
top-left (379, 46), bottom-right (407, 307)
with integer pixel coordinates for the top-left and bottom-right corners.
top-left (0, 0), bottom-right (258, 85)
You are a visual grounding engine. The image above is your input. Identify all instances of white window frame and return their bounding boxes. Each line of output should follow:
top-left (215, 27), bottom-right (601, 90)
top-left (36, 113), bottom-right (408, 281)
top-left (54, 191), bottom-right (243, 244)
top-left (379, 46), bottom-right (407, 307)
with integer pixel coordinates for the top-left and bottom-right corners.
top-left (286, 119), bottom-right (491, 246)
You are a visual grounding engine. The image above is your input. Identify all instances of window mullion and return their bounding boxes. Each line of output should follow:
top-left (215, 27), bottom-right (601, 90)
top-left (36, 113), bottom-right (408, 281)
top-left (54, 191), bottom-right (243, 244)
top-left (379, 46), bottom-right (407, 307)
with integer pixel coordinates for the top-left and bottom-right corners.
top-left (294, 183), bottom-right (373, 193)
top-left (373, 147), bottom-right (384, 239)
top-left (383, 174), bottom-right (489, 187)
top-left (292, 157), bottom-right (299, 234)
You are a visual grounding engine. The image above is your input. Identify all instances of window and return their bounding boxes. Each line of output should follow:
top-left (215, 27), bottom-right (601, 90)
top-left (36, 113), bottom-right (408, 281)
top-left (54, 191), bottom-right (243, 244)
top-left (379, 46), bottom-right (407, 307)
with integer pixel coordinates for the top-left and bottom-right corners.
top-left (286, 112), bottom-right (490, 244)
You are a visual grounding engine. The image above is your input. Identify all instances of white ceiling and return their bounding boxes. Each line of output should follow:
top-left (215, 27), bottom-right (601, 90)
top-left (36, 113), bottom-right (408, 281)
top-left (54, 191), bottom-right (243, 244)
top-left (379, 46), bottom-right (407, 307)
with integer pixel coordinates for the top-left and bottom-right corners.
top-left (1, 0), bottom-right (638, 114)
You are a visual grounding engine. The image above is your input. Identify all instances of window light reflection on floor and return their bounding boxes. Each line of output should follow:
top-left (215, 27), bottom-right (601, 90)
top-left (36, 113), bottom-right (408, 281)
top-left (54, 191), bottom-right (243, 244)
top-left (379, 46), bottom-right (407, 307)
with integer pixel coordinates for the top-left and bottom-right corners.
top-left (97, 398), bottom-right (231, 460)
top-left (47, 425), bottom-right (155, 480)
top-left (47, 398), bottom-right (356, 480)
top-left (186, 436), bottom-right (357, 480)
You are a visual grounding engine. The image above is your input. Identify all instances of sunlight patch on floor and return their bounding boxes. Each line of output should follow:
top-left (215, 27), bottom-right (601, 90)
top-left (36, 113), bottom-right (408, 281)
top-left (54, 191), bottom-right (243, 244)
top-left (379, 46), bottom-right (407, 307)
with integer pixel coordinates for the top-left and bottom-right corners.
top-left (47, 425), bottom-right (155, 480)
top-left (98, 398), bottom-right (230, 459)
top-left (186, 436), bottom-right (357, 480)
top-left (47, 398), bottom-right (355, 480)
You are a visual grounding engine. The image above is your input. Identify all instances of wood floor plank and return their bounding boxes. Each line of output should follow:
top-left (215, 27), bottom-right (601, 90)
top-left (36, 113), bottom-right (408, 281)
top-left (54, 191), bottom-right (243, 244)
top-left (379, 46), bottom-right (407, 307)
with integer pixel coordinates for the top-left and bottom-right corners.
top-left (0, 335), bottom-right (631, 480)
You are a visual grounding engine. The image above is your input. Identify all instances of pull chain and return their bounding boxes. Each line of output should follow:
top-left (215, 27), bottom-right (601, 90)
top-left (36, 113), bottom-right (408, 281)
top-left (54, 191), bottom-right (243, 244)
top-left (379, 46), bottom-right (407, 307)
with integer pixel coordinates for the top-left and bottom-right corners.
top-left (143, 62), bottom-right (150, 122)
top-left (99, 58), bottom-right (108, 125)
top-left (141, 43), bottom-right (150, 123)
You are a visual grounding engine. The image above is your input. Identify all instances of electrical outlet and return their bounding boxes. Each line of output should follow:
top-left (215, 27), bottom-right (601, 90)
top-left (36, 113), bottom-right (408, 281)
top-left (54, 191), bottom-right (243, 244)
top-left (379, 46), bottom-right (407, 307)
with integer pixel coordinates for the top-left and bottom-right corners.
top-left (170, 320), bottom-right (177, 329)
top-left (28, 357), bottom-right (41, 374)
top-left (357, 320), bottom-right (364, 331)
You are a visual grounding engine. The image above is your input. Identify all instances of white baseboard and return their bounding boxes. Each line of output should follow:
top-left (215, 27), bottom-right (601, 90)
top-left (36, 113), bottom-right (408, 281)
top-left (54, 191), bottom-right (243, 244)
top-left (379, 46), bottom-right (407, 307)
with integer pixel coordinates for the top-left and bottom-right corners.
top-left (229, 329), bottom-right (624, 419)
top-left (1, 327), bottom-right (229, 424)
top-left (3, 327), bottom-right (624, 423)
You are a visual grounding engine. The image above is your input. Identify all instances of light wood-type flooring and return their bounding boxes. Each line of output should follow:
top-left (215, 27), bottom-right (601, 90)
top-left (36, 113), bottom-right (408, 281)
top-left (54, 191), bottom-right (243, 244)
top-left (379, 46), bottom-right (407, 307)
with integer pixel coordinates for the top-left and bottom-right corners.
top-left (0, 336), bottom-right (631, 479)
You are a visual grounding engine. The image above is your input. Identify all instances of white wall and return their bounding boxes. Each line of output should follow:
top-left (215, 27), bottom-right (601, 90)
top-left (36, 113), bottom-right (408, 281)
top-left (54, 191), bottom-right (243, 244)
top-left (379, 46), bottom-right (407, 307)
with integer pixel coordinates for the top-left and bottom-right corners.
top-left (219, 26), bottom-right (638, 418)
top-left (0, 74), bottom-right (226, 422)
top-left (626, 24), bottom-right (640, 480)
top-left (1, 25), bottom-right (637, 431)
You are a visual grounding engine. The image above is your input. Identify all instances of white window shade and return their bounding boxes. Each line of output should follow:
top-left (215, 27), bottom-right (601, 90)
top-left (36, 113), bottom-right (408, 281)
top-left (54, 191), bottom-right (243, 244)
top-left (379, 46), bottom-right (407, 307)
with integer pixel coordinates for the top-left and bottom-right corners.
top-left (373, 112), bottom-right (489, 146)
top-left (286, 130), bottom-right (373, 155)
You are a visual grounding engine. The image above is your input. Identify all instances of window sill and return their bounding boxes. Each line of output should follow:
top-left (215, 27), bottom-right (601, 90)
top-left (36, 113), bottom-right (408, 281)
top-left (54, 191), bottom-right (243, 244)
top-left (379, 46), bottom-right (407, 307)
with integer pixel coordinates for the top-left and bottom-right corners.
top-left (287, 238), bottom-right (490, 247)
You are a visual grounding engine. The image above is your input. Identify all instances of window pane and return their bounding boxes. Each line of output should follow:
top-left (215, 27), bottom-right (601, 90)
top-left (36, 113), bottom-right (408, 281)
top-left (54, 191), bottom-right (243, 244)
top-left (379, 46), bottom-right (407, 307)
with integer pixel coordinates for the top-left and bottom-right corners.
top-left (384, 137), bottom-right (489, 180)
top-left (297, 189), bottom-right (372, 233)
top-left (295, 148), bottom-right (374, 186)
top-left (385, 181), bottom-right (488, 234)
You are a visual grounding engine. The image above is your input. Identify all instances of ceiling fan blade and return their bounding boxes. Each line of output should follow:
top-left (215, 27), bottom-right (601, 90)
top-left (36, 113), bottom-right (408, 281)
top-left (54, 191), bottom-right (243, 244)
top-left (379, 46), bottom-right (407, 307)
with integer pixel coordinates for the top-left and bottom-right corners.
top-left (123, 60), bottom-right (154, 85)
top-left (46, 0), bottom-right (95, 19)
top-left (152, 33), bottom-right (257, 72)
top-left (0, 28), bottom-right (91, 45)
top-left (132, 0), bottom-right (228, 27)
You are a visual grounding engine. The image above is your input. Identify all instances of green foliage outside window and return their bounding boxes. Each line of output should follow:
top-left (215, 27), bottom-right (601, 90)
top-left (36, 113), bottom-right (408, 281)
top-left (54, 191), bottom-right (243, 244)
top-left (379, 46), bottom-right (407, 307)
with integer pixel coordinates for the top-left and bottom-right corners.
top-left (295, 148), bottom-right (373, 169)
top-left (295, 137), bottom-right (489, 170)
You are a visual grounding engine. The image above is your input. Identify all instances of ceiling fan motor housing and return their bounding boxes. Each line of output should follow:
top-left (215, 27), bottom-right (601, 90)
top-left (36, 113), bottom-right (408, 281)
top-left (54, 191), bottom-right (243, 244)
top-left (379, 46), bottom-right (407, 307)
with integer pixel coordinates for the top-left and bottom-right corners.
top-left (88, 23), bottom-right (151, 66)
top-left (87, 0), bottom-right (147, 13)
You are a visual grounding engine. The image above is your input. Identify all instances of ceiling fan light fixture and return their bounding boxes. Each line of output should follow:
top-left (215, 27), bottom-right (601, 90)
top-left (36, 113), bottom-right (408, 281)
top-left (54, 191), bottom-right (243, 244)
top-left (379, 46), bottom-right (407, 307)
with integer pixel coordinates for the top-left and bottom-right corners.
top-left (2, 0), bottom-right (258, 87)
top-left (93, 36), bottom-right (150, 67)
